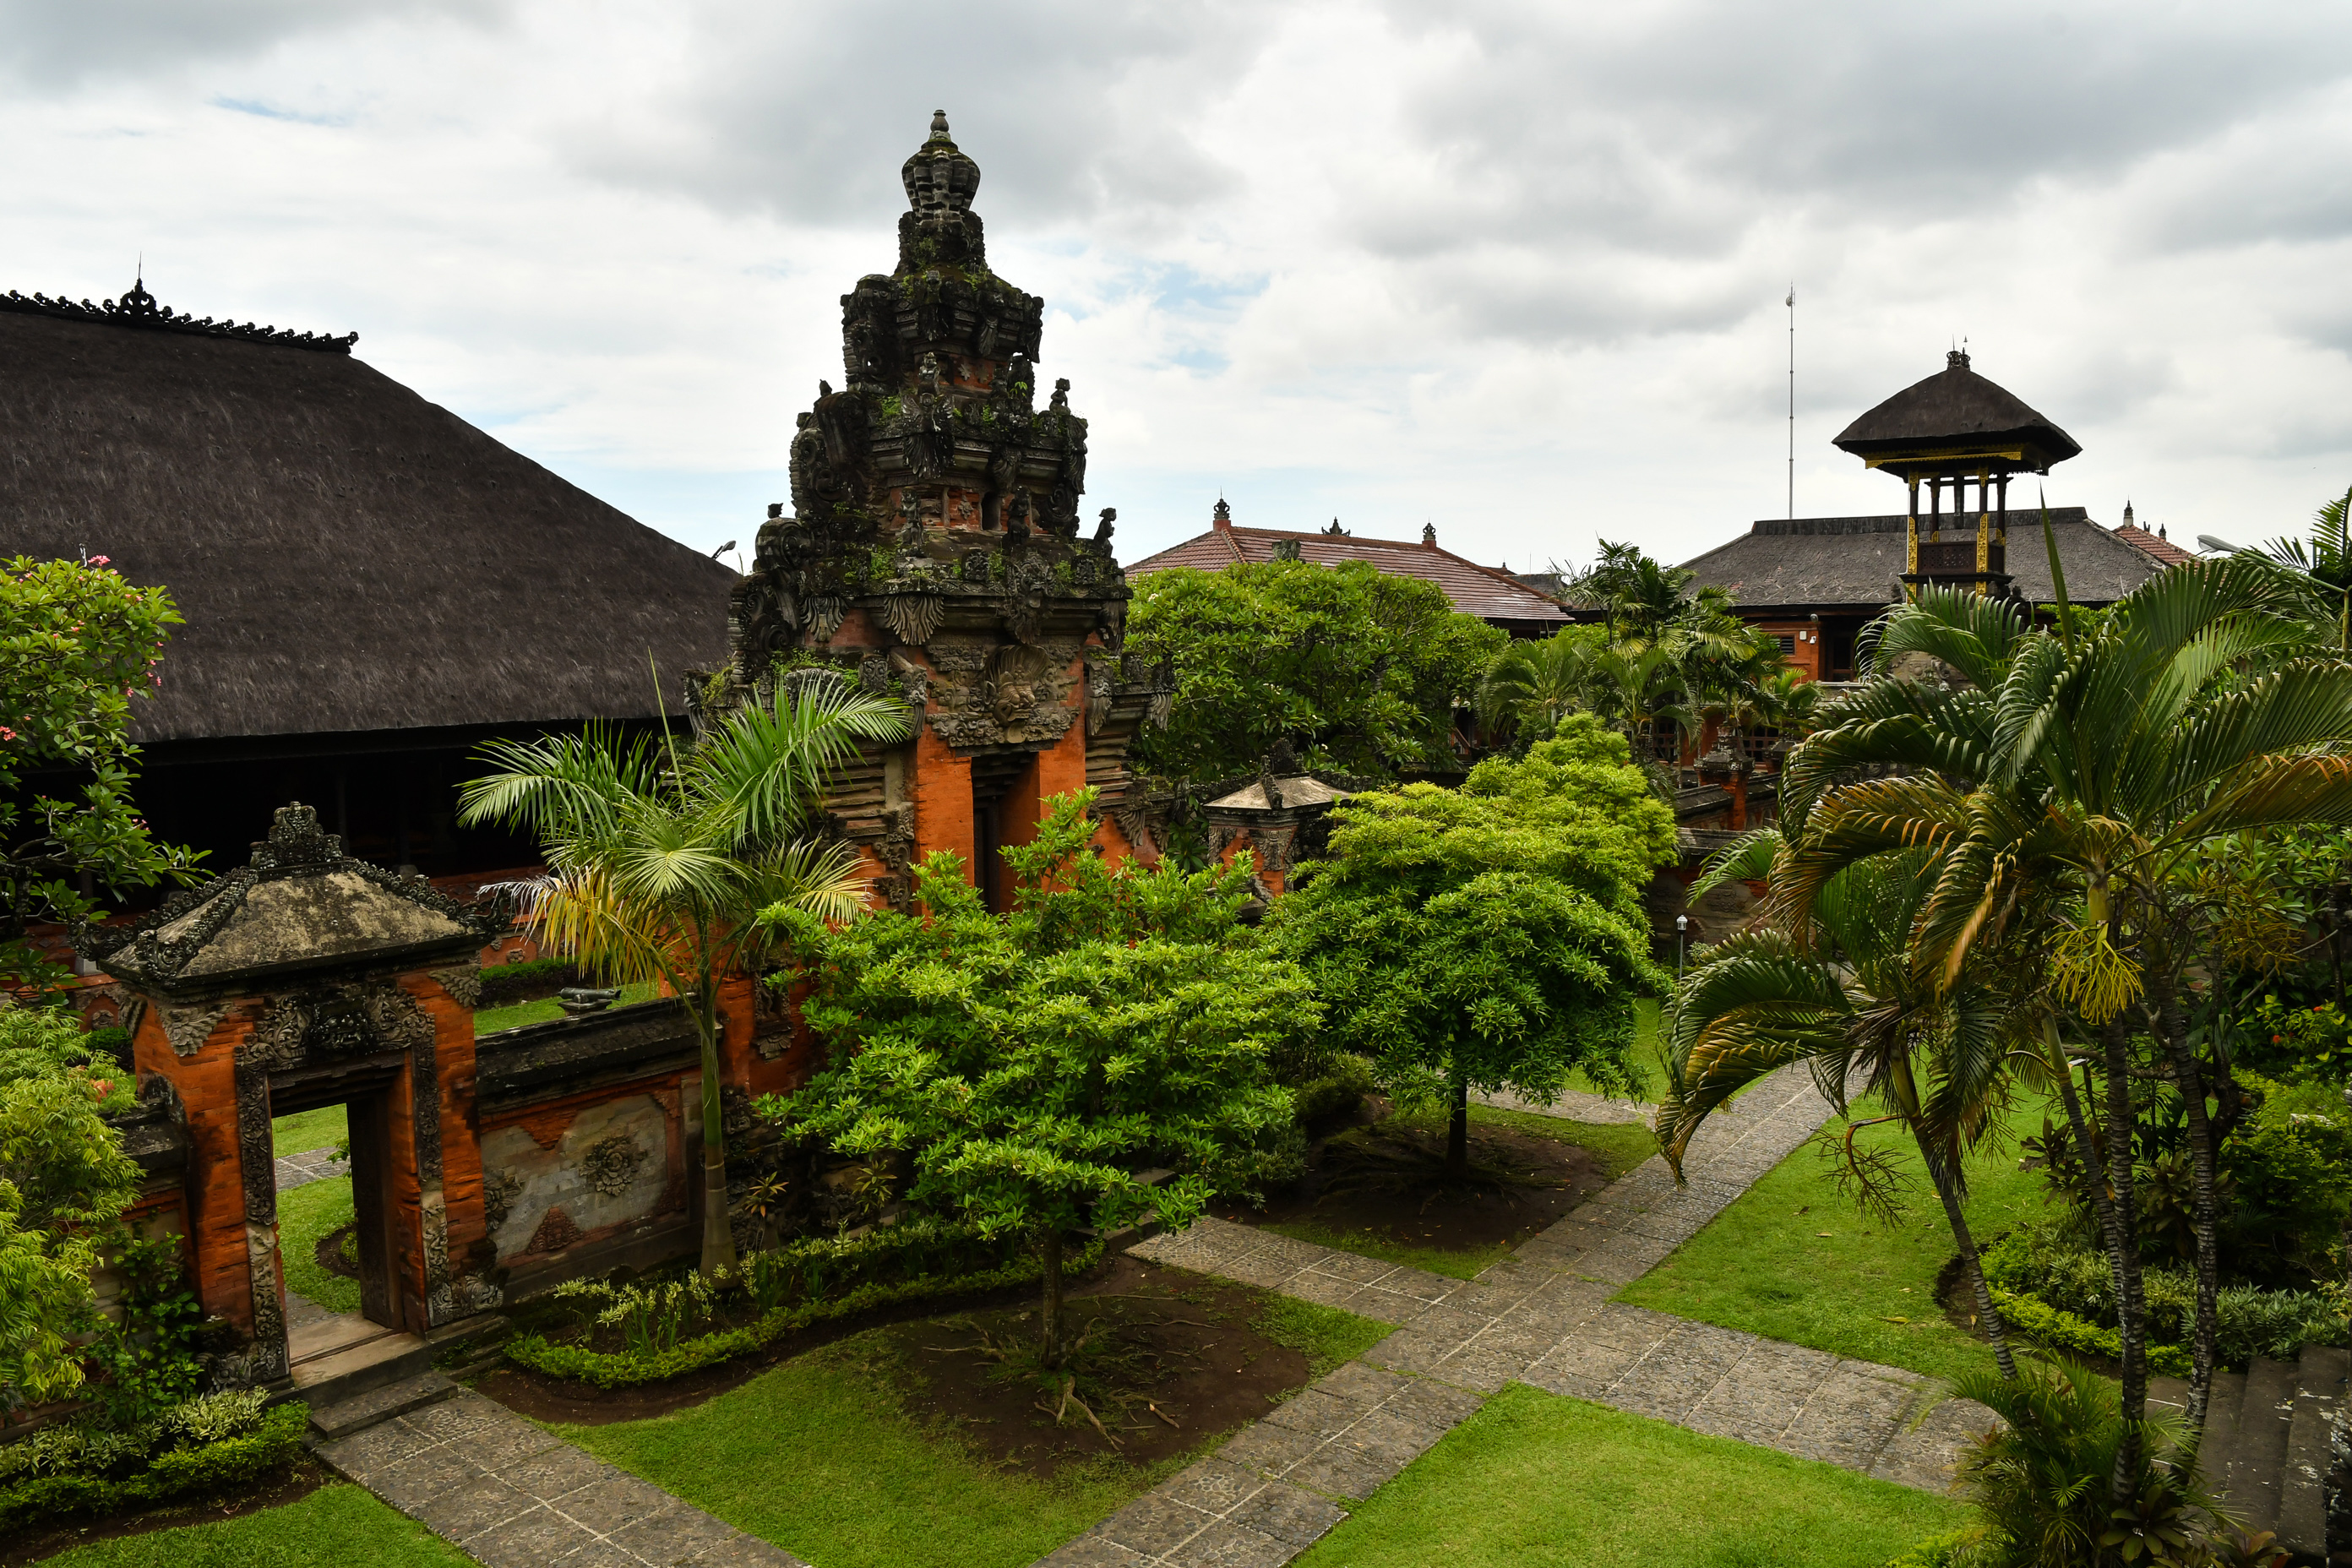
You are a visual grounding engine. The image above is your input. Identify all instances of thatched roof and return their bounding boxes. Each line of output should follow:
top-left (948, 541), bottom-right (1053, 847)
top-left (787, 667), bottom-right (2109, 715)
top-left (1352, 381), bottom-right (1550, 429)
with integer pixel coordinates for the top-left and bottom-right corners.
top-left (1833, 350), bottom-right (2081, 467)
top-left (0, 293), bottom-right (735, 745)
top-left (1681, 508), bottom-right (2171, 611)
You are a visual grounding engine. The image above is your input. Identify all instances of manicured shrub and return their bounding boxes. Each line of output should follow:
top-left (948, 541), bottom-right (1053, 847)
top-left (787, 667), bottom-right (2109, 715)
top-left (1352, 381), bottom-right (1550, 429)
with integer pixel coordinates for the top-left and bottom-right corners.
top-left (0, 1400), bottom-right (308, 1533)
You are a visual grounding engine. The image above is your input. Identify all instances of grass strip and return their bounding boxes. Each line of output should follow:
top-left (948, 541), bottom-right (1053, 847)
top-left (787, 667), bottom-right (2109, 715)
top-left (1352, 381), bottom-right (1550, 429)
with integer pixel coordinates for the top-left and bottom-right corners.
top-left (270, 1103), bottom-right (347, 1158)
top-left (564, 1331), bottom-right (1167, 1568)
top-left (37, 1482), bottom-right (475, 1567)
top-left (1616, 1097), bottom-right (2052, 1385)
top-left (1293, 1385), bottom-right (1968, 1568)
top-left (276, 1175), bottom-right (362, 1316)
top-left (475, 982), bottom-right (662, 1037)
top-left (1250, 1294), bottom-right (1394, 1375)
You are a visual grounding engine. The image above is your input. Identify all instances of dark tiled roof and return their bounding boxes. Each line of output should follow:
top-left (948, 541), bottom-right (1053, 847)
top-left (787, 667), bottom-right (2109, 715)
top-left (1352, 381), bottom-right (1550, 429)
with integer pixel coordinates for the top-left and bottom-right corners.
top-left (1834, 352), bottom-right (2081, 465)
top-left (1125, 519), bottom-right (1569, 629)
top-left (0, 302), bottom-right (735, 744)
top-left (1680, 509), bottom-right (2171, 610)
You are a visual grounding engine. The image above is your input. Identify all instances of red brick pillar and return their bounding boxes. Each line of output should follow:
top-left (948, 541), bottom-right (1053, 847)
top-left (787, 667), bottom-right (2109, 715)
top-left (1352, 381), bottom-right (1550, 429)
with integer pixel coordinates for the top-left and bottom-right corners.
top-left (912, 727), bottom-right (976, 884)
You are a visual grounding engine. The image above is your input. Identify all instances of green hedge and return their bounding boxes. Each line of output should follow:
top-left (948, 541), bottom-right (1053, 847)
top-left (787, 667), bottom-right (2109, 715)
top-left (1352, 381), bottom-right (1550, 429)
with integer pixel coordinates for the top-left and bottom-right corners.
top-left (507, 1241), bottom-right (1103, 1388)
top-left (0, 1402), bottom-right (309, 1534)
top-left (1991, 1288), bottom-right (2191, 1378)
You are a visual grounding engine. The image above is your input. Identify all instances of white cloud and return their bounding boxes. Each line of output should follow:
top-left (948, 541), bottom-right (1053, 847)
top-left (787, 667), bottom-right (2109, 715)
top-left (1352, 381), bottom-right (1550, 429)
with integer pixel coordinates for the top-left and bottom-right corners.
top-left (3, 0), bottom-right (2349, 576)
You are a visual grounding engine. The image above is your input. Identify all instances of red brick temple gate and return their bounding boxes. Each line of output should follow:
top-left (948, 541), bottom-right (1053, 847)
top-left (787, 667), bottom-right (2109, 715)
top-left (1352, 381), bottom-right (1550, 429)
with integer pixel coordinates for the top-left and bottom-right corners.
top-left (83, 804), bottom-right (506, 1386)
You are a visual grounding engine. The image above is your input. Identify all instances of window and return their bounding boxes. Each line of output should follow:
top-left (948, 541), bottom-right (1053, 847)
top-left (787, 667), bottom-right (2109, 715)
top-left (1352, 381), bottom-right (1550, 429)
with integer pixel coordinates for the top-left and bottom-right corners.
top-left (1773, 634), bottom-right (1796, 655)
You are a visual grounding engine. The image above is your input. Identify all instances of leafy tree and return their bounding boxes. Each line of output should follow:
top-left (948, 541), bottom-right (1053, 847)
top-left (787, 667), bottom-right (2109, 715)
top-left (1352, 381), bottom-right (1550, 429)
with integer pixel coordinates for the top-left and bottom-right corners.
top-left (460, 681), bottom-right (912, 1277)
top-left (1, 556), bottom-right (200, 984)
top-left (1128, 558), bottom-right (1505, 784)
top-left (1476, 627), bottom-right (1605, 743)
top-left (1778, 543), bottom-right (2352, 1501)
top-left (0, 1008), bottom-right (139, 1413)
top-left (762, 792), bottom-right (1309, 1366)
top-left (1268, 713), bottom-right (1676, 1175)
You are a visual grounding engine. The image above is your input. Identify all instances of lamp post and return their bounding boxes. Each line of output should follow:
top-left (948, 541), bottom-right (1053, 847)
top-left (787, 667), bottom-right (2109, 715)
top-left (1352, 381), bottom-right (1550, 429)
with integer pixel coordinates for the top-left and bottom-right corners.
top-left (1675, 913), bottom-right (1688, 986)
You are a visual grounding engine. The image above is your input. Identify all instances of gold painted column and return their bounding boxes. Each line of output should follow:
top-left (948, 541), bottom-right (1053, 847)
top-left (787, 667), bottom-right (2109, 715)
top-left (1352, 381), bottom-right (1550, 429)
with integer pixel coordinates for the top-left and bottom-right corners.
top-left (1974, 466), bottom-right (1990, 588)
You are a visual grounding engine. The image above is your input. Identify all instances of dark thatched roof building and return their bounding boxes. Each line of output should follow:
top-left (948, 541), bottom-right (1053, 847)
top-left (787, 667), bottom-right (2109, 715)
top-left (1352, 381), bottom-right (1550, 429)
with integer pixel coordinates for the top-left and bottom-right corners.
top-left (1, 280), bottom-right (734, 882)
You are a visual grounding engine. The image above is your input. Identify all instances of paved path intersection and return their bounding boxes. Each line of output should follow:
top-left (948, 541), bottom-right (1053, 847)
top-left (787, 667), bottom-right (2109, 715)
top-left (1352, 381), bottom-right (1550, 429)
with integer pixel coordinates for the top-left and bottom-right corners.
top-left (1035, 1066), bottom-right (1995, 1568)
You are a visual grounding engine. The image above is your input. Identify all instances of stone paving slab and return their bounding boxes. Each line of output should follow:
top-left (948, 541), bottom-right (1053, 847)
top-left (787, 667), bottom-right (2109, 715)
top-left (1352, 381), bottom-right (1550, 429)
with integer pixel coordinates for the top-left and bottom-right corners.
top-left (1049, 1063), bottom-right (2005, 1568)
top-left (274, 1145), bottom-right (349, 1191)
top-left (317, 1388), bottom-right (803, 1566)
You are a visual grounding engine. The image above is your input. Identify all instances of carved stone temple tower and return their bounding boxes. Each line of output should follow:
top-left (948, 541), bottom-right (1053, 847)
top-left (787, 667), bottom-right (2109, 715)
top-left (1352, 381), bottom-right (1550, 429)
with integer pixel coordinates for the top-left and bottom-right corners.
top-left (694, 112), bottom-right (1171, 910)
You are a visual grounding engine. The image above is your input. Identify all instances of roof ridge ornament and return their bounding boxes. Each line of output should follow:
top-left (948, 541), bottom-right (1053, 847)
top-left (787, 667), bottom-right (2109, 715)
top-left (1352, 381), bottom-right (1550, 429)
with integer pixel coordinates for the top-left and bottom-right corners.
top-left (0, 276), bottom-right (357, 353)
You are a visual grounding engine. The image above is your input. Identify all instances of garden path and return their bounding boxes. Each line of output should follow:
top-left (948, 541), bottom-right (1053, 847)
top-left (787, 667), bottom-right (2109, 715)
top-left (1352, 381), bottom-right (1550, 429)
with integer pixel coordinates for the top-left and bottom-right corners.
top-left (275, 1144), bottom-right (348, 1191)
top-left (1043, 1064), bottom-right (1997, 1568)
top-left (313, 1386), bottom-right (805, 1567)
top-left (1472, 1084), bottom-right (1654, 1125)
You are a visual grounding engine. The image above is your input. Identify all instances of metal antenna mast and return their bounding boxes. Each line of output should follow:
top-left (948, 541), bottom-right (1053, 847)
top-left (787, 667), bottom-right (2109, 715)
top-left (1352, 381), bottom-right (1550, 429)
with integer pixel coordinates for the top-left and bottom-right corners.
top-left (1785, 284), bottom-right (1795, 521)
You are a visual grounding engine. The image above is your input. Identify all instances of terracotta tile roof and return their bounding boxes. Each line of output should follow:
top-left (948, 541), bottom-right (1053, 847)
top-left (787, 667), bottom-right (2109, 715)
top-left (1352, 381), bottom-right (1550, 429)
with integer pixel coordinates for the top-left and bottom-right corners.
top-left (1125, 514), bottom-right (1569, 630)
top-left (2114, 522), bottom-right (2197, 568)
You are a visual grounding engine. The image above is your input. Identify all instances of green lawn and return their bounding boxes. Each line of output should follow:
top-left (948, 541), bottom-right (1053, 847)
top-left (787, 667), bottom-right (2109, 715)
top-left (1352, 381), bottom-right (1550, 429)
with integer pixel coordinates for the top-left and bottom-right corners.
top-left (277, 1174), bottom-right (362, 1315)
top-left (474, 981), bottom-right (662, 1036)
top-left (1295, 1385), bottom-right (1967, 1568)
top-left (270, 1102), bottom-right (347, 1157)
top-left (1262, 1220), bottom-right (1511, 1282)
top-left (40, 1483), bottom-right (474, 1566)
top-left (1617, 1096), bottom-right (2054, 1385)
top-left (569, 1301), bottom-right (1384, 1568)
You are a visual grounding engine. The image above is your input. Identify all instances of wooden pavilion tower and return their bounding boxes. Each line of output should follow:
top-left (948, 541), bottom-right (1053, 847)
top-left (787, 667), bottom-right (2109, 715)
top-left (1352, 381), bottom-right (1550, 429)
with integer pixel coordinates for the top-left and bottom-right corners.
top-left (1832, 348), bottom-right (2082, 598)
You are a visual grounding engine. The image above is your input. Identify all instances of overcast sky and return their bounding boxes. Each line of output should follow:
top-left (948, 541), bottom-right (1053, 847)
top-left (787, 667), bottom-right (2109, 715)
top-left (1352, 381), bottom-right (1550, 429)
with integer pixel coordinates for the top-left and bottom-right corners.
top-left (7, 0), bottom-right (2351, 574)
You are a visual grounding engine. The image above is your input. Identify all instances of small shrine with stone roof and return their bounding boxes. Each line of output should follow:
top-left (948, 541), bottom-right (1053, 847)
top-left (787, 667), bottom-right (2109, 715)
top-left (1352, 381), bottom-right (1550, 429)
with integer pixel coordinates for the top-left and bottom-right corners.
top-left (694, 112), bottom-right (1172, 908)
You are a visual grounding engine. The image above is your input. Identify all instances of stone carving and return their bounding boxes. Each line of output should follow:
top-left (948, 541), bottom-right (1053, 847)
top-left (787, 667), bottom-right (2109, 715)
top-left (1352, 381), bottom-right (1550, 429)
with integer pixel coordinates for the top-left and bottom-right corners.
top-left (805, 596), bottom-right (846, 643)
top-left (881, 593), bottom-right (945, 645)
top-left (983, 645), bottom-right (1053, 728)
top-left (0, 275), bottom-right (358, 354)
top-left (159, 999), bottom-right (236, 1059)
top-left (430, 965), bottom-right (483, 1010)
top-left (582, 1132), bottom-right (651, 1197)
top-left (482, 1168), bottom-right (524, 1233)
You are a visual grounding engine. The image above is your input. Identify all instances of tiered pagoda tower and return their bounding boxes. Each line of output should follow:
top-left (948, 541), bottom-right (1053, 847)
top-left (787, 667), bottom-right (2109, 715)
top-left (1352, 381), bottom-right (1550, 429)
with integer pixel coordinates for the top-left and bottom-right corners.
top-left (697, 112), bottom-right (1169, 911)
top-left (1832, 348), bottom-right (2082, 598)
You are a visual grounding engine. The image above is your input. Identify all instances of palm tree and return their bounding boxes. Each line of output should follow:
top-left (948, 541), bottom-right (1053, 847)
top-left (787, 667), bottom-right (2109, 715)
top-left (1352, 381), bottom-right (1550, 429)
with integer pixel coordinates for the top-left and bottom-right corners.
top-left (1774, 543), bottom-right (2352, 1486)
top-left (460, 680), bottom-right (912, 1275)
top-left (1476, 630), bottom-right (1599, 742)
top-left (1656, 837), bottom-right (2021, 1380)
top-left (2248, 482), bottom-right (2352, 650)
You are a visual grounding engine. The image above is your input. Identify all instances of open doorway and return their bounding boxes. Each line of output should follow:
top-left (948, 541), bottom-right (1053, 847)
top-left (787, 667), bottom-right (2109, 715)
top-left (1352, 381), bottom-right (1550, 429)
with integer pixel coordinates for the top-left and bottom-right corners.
top-left (267, 1066), bottom-right (407, 1369)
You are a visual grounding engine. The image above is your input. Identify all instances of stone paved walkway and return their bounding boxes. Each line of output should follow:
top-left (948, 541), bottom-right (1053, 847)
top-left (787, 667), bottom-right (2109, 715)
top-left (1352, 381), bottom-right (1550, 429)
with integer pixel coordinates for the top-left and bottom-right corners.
top-left (1037, 1064), bottom-right (1996, 1567)
top-left (275, 1144), bottom-right (349, 1192)
top-left (315, 1389), bottom-right (803, 1568)
top-left (1473, 1084), bottom-right (1657, 1126)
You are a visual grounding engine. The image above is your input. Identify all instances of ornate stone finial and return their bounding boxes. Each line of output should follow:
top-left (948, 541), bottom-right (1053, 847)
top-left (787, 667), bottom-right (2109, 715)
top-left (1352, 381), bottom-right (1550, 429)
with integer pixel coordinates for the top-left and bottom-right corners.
top-left (929, 109), bottom-right (951, 141)
top-left (1422, 521), bottom-right (1437, 546)
top-left (1094, 507), bottom-right (1116, 544)
top-left (1212, 498), bottom-right (1232, 529)
top-left (1322, 517), bottom-right (1348, 536)
top-left (2123, 499), bottom-right (2135, 528)
top-left (253, 802), bottom-right (340, 869)
top-left (121, 273), bottom-right (160, 320)
top-left (1266, 737), bottom-right (1299, 776)
top-left (1049, 378), bottom-right (1070, 412)
top-left (819, 378), bottom-right (833, 398)
top-left (1946, 346), bottom-right (1971, 371)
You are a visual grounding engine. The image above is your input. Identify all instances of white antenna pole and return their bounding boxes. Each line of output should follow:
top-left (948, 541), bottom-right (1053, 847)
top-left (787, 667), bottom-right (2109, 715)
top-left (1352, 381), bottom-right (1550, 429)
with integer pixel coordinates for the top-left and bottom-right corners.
top-left (1786, 284), bottom-right (1796, 521)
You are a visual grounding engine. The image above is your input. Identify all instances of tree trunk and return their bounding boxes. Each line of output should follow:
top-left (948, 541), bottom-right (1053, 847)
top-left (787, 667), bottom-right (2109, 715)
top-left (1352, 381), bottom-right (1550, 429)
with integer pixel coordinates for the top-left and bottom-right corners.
top-left (2155, 976), bottom-right (2222, 1448)
top-left (2102, 1010), bottom-right (2150, 1504)
top-left (1039, 1226), bottom-right (1066, 1368)
top-left (1924, 1144), bottom-right (2017, 1380)
top-left (1447, 1071), bottom-right (1470, 1179)
top-left (696, 995), bottom-right (738, 1279)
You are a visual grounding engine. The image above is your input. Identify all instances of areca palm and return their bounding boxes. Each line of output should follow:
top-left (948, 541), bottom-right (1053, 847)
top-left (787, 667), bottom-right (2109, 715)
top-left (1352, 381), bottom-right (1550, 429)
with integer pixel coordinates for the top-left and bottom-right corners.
top-left (1771, 545), bottom-right (2352, 1484)
top-left (460, 681), bottom-right (913, 1274)
top-left (1657, 841), bottom-right (2021, 1380)
top-left (1476, 629), bottom-right (1601, 740)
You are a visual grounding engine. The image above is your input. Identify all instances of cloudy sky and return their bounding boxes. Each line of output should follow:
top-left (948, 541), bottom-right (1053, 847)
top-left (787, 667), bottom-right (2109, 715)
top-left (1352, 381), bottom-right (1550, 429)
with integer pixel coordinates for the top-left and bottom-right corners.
top-left (7, 0), bottom-right (2350, 574)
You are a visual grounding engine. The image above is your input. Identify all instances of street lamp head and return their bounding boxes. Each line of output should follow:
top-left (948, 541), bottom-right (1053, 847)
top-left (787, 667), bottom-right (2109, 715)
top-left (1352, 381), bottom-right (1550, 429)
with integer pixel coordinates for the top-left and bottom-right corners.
top-left (1675, 915), bottom-right (1688, 933)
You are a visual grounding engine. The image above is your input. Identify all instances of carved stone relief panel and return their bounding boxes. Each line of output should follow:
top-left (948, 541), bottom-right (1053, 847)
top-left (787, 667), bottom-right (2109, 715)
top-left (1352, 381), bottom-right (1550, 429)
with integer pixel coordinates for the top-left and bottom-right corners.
top-left (477, 1096), bottom-right (674, 1262)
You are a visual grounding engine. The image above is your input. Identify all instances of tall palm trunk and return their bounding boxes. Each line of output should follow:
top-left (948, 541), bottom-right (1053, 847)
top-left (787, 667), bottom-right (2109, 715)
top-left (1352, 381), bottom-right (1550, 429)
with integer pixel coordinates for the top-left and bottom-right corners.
top-left (2102, 1010), bottom-right (2151, 1503)
top-left (696, 985), bottom-right (737, 1278)
top-left (1922, 1148), bottom-right (2017, 1380)
top-left (2155, 976), bottom-right (2222, 1446)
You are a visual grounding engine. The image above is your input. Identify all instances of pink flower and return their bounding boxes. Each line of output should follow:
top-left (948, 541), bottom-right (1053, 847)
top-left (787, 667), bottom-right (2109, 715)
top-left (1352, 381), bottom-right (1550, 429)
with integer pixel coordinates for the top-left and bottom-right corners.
top-left (0, 728), bottom-right (14, 741)
top-left (89, 555), bottom-right (110, 566)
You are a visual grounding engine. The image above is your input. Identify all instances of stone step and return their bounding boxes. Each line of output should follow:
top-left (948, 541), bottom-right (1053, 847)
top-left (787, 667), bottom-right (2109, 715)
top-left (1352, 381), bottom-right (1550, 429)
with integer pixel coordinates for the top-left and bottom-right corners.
top-left (288, 1310), bottom-right (400, 1366)
top-left (285, 1326), bottom-right (433, 1410)
top-left (2278, 1345), bottom-right (2346, 1561)
top-left (2227, 1356), bottom-right (2300, 1538)
top-left (304, 1369), bottom-right (459, 1442)
top-left (2196, 1368), bottom-right (2250, 1505)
